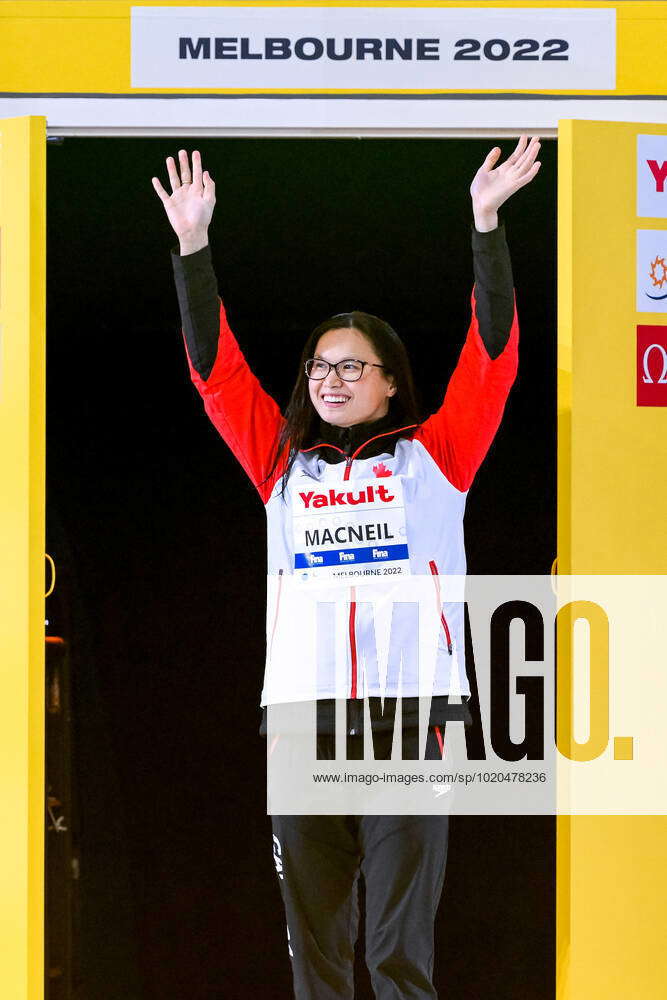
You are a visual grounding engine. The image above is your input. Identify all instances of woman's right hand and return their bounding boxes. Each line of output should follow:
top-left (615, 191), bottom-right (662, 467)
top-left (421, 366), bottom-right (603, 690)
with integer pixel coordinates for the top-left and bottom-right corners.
top-left (152, 149), bottom-right (216, 254)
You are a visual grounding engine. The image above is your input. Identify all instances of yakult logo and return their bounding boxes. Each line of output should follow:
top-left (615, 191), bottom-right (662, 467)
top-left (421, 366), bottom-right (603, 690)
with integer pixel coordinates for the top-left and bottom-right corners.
top-left (298, 485), bottom-right (395, 508)
top-left (637, 136), bottom-right (667, 218)
top-left (647, 159), bottom-right (667, 194)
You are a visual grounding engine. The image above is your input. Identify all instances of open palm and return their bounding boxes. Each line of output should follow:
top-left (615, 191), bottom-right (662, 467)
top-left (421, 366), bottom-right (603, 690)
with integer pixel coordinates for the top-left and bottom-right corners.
top-left (152, 149), bottom-right (216, 240)
top-left (470, 135), bottom-right (541, 216)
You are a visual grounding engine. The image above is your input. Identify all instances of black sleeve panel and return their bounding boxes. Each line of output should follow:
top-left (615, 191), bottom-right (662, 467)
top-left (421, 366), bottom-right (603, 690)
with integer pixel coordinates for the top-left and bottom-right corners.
top-left (170, 243), bottom-right (221, 381)
top-left (471, 223), bottom-right (515, 361)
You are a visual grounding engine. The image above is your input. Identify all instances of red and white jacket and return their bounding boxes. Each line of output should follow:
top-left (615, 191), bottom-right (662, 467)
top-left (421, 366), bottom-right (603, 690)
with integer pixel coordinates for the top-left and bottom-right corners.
top-left (180, 277), bottom-right (519, 708)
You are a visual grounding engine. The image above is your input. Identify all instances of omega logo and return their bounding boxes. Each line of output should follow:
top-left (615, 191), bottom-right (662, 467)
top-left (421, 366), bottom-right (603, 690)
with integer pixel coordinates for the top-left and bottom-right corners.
top-left (642, 343), bottom-right (667, 384)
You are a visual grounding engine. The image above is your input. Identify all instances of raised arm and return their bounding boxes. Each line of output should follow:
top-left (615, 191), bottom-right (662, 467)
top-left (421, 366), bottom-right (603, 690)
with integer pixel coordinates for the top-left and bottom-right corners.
top-left (414, 135), bottom-right (541, 493)
top-left (153, 150), bottom-right (286, 503)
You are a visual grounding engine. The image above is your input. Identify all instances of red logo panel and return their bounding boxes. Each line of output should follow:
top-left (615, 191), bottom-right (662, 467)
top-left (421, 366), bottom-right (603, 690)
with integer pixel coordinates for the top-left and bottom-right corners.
top-left (637, 325), bottom-right (667, 406)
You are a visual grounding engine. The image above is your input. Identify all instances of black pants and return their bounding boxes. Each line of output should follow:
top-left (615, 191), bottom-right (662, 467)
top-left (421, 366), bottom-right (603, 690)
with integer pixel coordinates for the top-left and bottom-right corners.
top-left (271, 730), bottom-right (449, 999)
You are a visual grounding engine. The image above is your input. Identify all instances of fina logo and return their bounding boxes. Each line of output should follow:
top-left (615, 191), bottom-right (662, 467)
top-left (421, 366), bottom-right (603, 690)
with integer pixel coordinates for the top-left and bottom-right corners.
top-left (645, 252), bottom-right (667, 301)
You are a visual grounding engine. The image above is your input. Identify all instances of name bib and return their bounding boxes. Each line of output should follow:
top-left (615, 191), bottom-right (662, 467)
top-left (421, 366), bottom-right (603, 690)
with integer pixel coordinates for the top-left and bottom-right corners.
top-left (292, 475), bottom-right (411, 584)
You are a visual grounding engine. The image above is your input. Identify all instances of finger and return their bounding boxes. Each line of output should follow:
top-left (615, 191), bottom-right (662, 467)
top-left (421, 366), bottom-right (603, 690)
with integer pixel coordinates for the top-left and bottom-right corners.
top-left (512, 160), bottom-right (542, 190)
top-left (513, 138), bottom-right (541, 173)
top-left (151, 175), bottom-right (171, 204)
top-left (505, 134), bottom-right (528, 165)
top-left (520, 135), bottom-right (541, 160)
top-left (166, 155), bottom-right (181, 192)
top-left (482, 146), bottom-right (502, 172)
top-left (178, 148), bottom-right (192, 185)
top-left (191, 149), bottom-right (203, 188)
top-left (202, 170), bottom-right (216, 199)
top-left (508, 137), bottom-right (540, 176)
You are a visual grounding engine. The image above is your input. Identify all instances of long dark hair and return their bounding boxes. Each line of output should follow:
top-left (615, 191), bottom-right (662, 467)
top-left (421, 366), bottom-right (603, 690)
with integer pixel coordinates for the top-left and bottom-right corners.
top-left (264, 310), bottom-right (421, 496)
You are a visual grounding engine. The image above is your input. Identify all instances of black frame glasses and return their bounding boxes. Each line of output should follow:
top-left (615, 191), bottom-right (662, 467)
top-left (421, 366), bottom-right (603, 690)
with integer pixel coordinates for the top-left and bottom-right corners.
top-left (304, 358), bottom-right (387, 382)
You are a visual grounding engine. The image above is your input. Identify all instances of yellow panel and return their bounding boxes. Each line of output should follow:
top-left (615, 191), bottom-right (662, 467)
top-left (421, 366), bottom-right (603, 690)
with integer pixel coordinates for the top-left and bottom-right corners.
top-left (557, 118), bottom-right (667, 1000)
top-left (0, 115), bottom-right (46, 1000)
top-left (560, 119), bottom-right (667, 576)
top-left (0, 1), bottom-right (666, 95)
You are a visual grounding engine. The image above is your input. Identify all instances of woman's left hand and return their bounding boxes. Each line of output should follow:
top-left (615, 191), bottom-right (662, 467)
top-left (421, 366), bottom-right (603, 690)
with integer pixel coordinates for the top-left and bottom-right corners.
top-left (470, 134), bottom-right (541, 232)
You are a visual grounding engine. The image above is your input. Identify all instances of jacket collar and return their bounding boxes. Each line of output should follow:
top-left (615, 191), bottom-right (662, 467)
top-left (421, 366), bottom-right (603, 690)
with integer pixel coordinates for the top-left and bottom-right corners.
top-left (304, 411), bottom-right (418, 463)
top-left (315, 411), bottom-right (396, 452)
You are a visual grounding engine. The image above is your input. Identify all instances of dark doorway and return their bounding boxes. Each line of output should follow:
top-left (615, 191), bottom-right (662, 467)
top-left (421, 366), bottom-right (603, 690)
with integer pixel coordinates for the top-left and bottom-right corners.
top-left (46, 136), bottom-right (556, 1000)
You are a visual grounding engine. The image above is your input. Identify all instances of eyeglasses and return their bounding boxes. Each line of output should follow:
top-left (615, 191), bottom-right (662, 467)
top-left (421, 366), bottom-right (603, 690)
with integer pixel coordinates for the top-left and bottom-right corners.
top-left (305, 358), bottom-right (387, 382)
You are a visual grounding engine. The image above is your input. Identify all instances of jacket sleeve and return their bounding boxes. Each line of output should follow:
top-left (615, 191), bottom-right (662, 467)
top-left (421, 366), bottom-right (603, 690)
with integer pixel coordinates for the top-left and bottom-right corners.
top-left (171, 244), bottom-right (287, 503)
top-left (412, 224), bottom-right (519, 493)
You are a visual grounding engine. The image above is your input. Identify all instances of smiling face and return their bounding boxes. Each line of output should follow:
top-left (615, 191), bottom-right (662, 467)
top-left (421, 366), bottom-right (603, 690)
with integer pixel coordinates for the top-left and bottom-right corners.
top-left (307, 327), bottom-right (397, 428)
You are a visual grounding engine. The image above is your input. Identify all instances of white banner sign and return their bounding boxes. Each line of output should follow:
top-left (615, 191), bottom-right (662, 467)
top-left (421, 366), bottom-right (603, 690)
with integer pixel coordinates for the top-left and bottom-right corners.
top-left (131, 6), bottom-right (616, 90)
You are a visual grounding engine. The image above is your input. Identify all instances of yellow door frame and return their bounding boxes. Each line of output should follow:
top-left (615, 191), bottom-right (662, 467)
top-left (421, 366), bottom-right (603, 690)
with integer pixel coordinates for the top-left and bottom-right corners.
top-left (556, 118), bottom-right (667, 1000)
top-left (0, 114), bottom-right (46, 1000)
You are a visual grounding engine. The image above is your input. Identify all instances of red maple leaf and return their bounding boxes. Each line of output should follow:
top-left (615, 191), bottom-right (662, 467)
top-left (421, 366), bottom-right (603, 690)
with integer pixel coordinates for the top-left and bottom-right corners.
top-left (373, 461), bottom-right (393, 477)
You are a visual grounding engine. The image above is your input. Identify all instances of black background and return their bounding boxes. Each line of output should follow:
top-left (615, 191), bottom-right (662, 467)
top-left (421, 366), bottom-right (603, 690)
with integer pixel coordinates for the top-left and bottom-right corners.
top-left (46, 136), bottom-right (556, 1000)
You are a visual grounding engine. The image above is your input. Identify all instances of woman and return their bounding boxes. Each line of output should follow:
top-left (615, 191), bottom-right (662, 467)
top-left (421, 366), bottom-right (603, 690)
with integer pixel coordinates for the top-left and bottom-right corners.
top-left (153, 136), bottom-right (540, 999)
